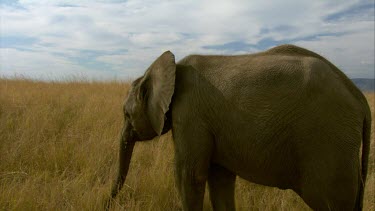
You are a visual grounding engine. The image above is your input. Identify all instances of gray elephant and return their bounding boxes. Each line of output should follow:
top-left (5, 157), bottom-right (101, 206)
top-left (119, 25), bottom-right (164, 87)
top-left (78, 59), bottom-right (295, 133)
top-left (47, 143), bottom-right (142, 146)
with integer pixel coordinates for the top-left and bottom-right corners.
top-left (108, 45), bottom-right (371, 211)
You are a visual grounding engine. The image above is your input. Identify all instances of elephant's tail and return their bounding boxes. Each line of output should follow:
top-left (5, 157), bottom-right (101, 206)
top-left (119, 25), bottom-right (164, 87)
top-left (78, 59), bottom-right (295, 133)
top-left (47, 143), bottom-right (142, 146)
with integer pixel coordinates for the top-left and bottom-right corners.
top-left (358, 108), bottom-right (372, 210)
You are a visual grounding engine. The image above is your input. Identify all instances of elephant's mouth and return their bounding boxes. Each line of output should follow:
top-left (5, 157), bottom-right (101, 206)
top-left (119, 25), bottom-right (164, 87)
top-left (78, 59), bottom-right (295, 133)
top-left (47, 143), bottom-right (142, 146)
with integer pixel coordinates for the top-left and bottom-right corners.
top-left (128, 127), bottom-right (141, 142)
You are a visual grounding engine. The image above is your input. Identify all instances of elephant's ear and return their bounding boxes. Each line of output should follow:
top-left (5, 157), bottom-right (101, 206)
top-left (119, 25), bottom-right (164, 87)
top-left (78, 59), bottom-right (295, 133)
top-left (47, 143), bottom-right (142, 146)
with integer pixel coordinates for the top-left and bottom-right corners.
top-left (139, 51), bottom-right (176, 135)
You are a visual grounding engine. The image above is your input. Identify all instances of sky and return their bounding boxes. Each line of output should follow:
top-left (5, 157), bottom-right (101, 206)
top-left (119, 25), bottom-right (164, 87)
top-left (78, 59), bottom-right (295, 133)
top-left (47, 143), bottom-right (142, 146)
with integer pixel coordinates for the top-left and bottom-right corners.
top-left (0, 0), bottom-right (374, 80)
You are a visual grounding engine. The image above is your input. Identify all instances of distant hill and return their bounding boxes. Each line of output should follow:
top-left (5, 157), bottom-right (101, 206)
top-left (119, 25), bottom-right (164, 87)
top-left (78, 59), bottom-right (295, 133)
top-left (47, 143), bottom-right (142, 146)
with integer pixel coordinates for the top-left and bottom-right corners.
top-left (351, 78), bottom-right (374, 92)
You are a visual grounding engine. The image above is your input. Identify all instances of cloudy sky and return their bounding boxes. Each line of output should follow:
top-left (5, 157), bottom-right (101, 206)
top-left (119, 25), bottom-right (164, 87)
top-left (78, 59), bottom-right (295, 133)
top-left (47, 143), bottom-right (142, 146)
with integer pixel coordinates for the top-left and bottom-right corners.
top-left (1, 0), bottom-right (374, 80)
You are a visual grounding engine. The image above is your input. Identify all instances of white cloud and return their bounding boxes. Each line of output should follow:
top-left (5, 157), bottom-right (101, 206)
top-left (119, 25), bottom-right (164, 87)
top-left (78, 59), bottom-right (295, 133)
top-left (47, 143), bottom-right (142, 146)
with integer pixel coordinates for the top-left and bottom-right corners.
top-left (0, 48), bottom-right (88, 79)
top-left (129, 32), bottom-right (183, 46)
top-left (0, 0), bottom-right (373, 80)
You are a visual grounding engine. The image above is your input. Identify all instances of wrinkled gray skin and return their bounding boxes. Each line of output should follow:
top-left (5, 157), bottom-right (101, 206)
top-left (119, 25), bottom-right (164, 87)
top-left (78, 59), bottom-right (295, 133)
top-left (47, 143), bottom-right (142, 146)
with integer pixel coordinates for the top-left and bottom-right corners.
top-left (108, 45), bottom-right (371, 211)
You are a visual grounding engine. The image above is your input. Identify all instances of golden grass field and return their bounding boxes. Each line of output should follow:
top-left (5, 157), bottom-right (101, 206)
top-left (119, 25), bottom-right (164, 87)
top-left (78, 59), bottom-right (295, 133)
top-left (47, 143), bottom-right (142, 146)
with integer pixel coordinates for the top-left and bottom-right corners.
top-left (0, 78), bottom-right (374, 210)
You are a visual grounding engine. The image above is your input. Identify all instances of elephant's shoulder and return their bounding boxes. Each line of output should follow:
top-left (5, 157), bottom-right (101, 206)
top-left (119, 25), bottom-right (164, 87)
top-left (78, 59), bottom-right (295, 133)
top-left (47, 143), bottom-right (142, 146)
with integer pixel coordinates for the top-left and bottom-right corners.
top-left (178, 54), bottom-right (204, 66)
top-left (178, 54), bottom-right (228, 67)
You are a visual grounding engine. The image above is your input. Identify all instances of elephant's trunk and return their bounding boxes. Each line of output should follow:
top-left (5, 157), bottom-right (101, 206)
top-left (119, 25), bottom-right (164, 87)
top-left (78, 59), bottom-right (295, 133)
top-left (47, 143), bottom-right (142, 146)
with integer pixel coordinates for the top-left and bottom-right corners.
top-left (110, 120), bottom-right (136, 199)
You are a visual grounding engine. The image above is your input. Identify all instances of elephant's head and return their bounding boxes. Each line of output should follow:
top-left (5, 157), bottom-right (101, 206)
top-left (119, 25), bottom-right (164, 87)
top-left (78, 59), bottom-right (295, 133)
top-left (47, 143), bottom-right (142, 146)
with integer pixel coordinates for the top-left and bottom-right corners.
top-left (108, 51), bottom-right (176, 203)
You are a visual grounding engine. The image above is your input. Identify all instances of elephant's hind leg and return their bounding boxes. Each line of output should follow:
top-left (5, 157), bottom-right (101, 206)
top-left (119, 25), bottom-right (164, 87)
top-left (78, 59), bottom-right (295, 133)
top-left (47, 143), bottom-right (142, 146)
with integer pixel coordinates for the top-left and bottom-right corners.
top-left (299, 152), bottom-right (360, 211)
top-left (208, 164), bottom-right (236, 211)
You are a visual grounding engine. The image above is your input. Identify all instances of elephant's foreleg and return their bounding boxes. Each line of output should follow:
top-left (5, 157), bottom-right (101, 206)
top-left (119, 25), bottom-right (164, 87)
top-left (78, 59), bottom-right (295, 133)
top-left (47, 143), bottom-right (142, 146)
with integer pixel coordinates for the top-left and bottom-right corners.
top-left (175, 161), bottom-right (207, 211)
top-left (208, 164), bottom-right (236, 211)
top-left (172, 124), bottom-right (213, 211)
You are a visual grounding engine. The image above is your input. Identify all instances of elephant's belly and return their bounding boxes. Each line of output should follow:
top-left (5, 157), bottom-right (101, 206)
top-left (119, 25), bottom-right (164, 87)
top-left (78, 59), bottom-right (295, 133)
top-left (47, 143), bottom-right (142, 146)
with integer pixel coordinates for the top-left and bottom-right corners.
top-left (211, 136), bottom-right (300, 190)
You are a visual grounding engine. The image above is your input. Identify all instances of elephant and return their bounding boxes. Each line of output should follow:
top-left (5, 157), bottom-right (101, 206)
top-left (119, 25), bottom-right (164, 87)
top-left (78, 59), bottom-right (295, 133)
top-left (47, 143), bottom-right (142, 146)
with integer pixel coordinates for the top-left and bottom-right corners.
top-left (107, 44), bottom-right (371, 211)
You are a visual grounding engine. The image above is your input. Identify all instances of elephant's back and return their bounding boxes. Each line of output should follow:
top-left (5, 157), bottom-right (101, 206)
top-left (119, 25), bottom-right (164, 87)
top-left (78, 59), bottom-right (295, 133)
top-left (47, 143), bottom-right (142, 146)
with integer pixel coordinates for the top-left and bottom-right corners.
top-left (178, 47), bottom-right (367, 119)
top-left (178, 52), bottom-right (312, 112)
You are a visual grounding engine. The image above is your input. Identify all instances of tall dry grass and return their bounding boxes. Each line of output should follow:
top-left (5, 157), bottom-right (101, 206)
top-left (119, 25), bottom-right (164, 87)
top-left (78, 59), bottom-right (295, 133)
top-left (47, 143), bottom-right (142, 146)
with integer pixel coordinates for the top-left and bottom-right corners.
top-left (0, 78), bottom-right (373, 210)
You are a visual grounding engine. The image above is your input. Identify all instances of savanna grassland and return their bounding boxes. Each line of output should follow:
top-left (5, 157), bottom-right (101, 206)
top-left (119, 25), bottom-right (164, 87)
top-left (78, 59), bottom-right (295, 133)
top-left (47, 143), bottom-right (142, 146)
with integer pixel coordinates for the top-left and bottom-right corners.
top-left (0, 78), bottom-right (374, 211)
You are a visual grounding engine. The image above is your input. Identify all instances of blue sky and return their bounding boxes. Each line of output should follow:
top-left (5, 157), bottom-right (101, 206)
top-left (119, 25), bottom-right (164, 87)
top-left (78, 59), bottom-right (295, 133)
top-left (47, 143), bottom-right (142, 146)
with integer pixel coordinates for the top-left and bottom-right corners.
top-left (1, 0), bottom-right (374, 80)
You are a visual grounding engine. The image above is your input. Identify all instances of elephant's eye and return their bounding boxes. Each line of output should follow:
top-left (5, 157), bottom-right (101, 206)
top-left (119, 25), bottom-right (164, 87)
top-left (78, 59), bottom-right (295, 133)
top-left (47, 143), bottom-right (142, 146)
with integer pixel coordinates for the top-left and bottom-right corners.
top-left (124, 112), bottom-right (130, 119)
